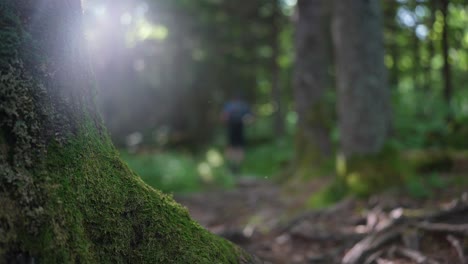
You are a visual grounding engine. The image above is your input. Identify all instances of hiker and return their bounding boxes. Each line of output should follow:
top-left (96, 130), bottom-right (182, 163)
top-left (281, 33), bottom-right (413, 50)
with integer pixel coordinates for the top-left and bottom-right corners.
top-left (221, 95), bottom-right (253, 173)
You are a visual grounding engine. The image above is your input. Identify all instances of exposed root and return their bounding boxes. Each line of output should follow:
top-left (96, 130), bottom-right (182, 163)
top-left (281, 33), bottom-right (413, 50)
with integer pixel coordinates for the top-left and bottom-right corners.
top-left (446, 235), bottom-right (466, 264)
top-left (342, 196), bottom-right (468, 264)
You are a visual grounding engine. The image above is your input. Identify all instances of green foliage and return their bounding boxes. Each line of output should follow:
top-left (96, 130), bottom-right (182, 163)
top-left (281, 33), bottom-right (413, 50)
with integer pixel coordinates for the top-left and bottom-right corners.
top-left (391, 89), bottom-right (468, 150)
top-left (404, 175), bottom-right (433, 198)
top-left (243, 137), bottom-right (293, 178)
top-left (233, 113), bottom-right (296, 177)
top-left (405, 173), bottom-right (449, 198)
top-left (120, 149), bottom-right (234, 193)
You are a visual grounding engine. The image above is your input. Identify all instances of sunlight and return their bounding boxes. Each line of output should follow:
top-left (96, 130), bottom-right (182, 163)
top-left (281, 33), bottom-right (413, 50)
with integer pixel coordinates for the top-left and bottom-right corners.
top-left (282, 0), bottom-right (297, 7)
top-left (415, 24), bottom-right (429, 39)
top-left (206, 149), bottom-right (224, 167)
top-left (397, 7), bottom-right (416, 28)
top-left (120, 12), bottom-right (132, 25)
top-left (197, 162), bottom-right (214, 182)
top-left (135, 20), bottom-right (168, 41)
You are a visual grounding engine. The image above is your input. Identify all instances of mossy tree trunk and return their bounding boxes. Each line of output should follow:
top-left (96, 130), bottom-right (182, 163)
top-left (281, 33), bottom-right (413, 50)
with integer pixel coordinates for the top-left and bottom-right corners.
top-left (293, 0), bottom-right (333, 177)
top-left (0, 1), bottom-right (259, 263)
top-left (332, 0), bottom-right (397, 195)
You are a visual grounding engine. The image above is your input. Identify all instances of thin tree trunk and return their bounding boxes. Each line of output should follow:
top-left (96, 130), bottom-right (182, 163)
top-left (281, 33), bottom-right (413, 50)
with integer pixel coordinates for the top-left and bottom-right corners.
top-left (332, 0), bottom-right (391, 156)
top-left (271, 0), bottom-right (285, 137)
top-left (412, 25), bottom-right (421, 91)
top-left (384, 0), bottom-right (400, 90)
top-left (423, 0), bottom-right (436, 92)
top-left (441, 0), bottom-right (453, 118)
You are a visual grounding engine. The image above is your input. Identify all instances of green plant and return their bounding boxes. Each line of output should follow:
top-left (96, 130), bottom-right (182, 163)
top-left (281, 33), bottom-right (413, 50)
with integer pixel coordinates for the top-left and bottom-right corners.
top-left (120, 149), bottom-right (234, 193)
top-left (242, 137), bottom-right (294, 177)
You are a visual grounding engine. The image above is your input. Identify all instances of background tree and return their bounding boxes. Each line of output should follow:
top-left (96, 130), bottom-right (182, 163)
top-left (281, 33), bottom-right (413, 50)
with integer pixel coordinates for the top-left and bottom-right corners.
top-left (332, 0), bottom-right (393, 193)
top-left (0, 1), bottom-right (259, 262)
top-left (293, 0), bottom-right (333, 176)
top-left (440, 0), bottom-right (453, 119)
top-left (333, 0), bottom-right (391, 156)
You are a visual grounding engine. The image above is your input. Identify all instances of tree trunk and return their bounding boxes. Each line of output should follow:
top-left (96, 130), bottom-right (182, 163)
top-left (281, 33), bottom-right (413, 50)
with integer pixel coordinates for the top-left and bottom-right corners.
top-left (409, 1), bottom-right (421, 91)
top-left (332, 0), bottom-right (391, 157)
top-left (293, 0), bottom-right (333, 174)
top-left (440, 0), bottom-right (453, 119)
top-left (412, 25), bottom-right (421, 91)
top-left (0, 1), bottom-right (258, 263)
top-left (423, 0), bottom-right (436, 92)
top-left (384, 1), bottom-right (400, 90)
top-left (271, 0), bottom-right (284, 137)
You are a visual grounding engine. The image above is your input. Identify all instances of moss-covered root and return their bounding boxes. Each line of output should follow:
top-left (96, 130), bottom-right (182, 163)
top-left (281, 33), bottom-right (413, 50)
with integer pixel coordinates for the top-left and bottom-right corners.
top-left (2, 128), bottom-right (261, 263)
top-left (335, 148), bottom-right (411, 197)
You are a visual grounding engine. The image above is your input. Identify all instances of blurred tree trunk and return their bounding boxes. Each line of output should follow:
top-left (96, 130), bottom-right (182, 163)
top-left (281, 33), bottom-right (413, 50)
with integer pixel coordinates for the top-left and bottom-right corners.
top-left (440, 0), bottom-right (453, 118)
top-left (384, 1), bottom-right (400, 90)
top-left (293, 0), bottom-right (333, 175)
top-left (0, 1), bottom-right (258, 262)
top-left (332, 0), bottom-right (391, 157)
top-left (271, 0), bottom-right (285, 137)
top-left (412, 26), bottom-right (421, 91)
top-left (410, 1), bottom-right (421, 91)
top-left (423, 0), bottom-right (436, 91)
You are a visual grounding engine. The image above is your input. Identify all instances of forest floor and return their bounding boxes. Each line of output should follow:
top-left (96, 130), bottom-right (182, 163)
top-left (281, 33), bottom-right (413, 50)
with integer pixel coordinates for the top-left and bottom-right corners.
top-left (175, 174), bottom-right (468, 264)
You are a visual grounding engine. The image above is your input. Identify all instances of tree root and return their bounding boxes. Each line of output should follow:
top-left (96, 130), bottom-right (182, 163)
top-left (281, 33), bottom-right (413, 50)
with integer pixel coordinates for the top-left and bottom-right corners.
top-left (446, 235), bottom-right (466, 264)
top-left (342, 198), bottom-right (468, 264)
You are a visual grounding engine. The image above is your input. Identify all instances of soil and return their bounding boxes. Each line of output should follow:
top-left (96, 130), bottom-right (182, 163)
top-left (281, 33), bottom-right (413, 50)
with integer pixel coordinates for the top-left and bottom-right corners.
top-left (175, 175), bottom-right (468, 264)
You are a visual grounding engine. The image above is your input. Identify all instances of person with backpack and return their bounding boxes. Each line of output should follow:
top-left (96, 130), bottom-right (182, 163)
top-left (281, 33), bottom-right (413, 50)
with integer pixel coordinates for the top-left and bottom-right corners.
top-left (221, 95), bottom-right (253, 174)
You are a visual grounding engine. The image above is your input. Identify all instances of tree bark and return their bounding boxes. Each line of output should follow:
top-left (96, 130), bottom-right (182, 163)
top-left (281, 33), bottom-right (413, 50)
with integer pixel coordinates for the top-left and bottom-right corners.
top-left (271, 0), bottom-right (285, 137)
top-left (384, 0), bottom-right (400, 90)
top-left (0, 1), bottom-right (259, 262)
top-left (332, 0), bottom-right (391, 157)
top-left (410, 1), bottom-right (421, 91)
top-left (423, 0), bottom-right (436, 92)
top-left (440, 0), bottom-right (453, 119)
top-left (293, 0), bottom-right (333, 172)
top-left (412, 25), bottom-right (421, 91)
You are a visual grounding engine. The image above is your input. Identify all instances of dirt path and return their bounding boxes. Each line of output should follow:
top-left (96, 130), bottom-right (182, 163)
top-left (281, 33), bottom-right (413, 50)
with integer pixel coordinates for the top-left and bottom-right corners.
top-left (176, 177), bottom-right (348, 263)
top-left (175, 176), bottom-right (468, 264)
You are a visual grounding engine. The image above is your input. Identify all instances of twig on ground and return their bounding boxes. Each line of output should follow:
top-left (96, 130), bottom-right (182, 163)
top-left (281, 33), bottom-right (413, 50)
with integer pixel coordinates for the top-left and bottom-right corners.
top-left (394, 246), bottom-right (440, 264)
top-left (363, 249), bottom-right (385, 264)
top-left (415, 222), bottom-right (468, 235)
top-left (446, 235), bottom-right (466, 264)
top-left (342, 221), bottom-right (406, 264)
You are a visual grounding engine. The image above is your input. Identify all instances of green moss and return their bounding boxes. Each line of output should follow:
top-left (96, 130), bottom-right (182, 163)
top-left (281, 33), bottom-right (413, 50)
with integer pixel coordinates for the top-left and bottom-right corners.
top-left (293, 100), bottom-right (335, 179)
top-left (4, 120), bottom-right (248, 263)
top-left (0, 2), bottom-right (23, 69)
top-left (293, 129), bottom-right (334, 179)
top-left (0, 3), bottom-right (255, 262)
top-left (339, 146), bottom-right (411, 197)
